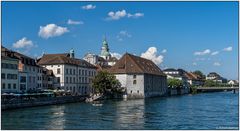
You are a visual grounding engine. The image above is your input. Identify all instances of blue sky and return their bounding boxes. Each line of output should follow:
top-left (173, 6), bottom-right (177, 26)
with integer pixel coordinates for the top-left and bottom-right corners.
top-left (2, 1), bottom-right (238, 80)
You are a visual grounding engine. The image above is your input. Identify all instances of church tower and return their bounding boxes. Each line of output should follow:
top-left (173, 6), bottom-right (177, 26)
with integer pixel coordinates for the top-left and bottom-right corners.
top-left (100, 36), bottom-right (111, 60)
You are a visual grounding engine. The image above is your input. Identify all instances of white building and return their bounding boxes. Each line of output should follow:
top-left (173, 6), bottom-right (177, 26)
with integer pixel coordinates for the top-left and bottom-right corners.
top-left (37, 49), bottom-right (97, 95)
top-left (1, 54), bottom-right (19, 93)
top-left (109, 53), bottom-right (168, 98)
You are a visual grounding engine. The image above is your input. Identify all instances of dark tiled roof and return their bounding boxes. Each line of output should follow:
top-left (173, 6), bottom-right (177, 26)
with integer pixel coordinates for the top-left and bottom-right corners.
top-left (2, 46), bottom-right (37, 66)
top-left (108, 53), bottom-right (166, 76)
top-left (37, 53), bottom-right (96, 69)
top-left (163, 68), bottom-right (178, 72)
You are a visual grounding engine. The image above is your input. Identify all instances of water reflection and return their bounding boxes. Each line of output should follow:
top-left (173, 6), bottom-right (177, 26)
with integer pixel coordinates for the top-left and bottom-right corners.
top-left (114, 99), bottom-right (145, 129)
top-left (44, 105), bottom-right (65, 130)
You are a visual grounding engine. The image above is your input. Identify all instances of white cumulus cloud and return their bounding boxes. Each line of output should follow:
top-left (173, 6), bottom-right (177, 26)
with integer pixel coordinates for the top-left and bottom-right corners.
top-left (213, 62), bottom-right (221, 66)
top-left (106, 10), bottom-right (144, 20)
top-left (38, 24), bottom-right (69, 39)
top-left (194, 49), bottom-right (211, 56)
top-left (110, 52), bottom-right (122, 59)
top-left (82, 4), bottom-right (96, 10)
top-left (13, 37), bottom-right (33, 49)
top-left (141, 47), bottom-right (164, 65)
top-left (161, 49), bottom-right (167, 53)
top-left (67, 19), bottom-right (84, 25)
top-left (192, 62), bottom-right (197, 66)
top-left (223, 46), bottom-right (232, 51)
top-left (211, 51), bottom-right (219, 55)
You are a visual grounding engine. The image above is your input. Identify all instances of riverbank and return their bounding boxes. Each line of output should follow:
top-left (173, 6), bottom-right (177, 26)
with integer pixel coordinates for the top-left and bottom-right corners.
top-left (2, 96), bottom-right (85, 110)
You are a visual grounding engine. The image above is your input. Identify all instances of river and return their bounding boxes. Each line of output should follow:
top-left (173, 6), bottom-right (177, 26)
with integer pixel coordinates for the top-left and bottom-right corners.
top-left (1, 91), bottom-right (239, 130)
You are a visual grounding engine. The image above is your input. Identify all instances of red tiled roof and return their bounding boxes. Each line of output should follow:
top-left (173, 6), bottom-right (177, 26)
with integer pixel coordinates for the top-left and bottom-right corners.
top-left (108, 53), bottom-right (166, 76)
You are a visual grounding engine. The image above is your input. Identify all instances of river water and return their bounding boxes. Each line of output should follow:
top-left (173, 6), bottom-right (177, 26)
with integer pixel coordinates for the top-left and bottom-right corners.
top-left (1, 91), bottom-right (239, 130)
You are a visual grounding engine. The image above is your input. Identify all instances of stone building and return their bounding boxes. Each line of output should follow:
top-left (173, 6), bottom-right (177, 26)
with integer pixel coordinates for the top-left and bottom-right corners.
top-left (108, 53), bottom-right (167, 98)
top-left (206, 72), bottom-right (227, 83)
top-left (37, 49), bottom-right (97, 95)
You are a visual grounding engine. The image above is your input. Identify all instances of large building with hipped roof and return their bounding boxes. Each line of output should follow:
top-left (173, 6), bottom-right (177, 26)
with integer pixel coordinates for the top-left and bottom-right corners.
top-left (108, 53), bottom-right (168, 98)
top-left (37, 49), bottom-right (97, 95)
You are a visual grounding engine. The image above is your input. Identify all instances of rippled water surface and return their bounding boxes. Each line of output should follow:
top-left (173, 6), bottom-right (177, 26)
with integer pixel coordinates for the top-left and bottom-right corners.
top-left (1, 92), bottom-right (239, 130)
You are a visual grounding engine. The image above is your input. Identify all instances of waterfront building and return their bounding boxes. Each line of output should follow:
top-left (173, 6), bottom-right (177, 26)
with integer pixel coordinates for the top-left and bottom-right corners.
top-left (163, 68), bottom-right (189, 87)
top-left (83, 37), bottom-right (118, 67)
top-left (227, 80), bottom-right (239, 86)
top-left (184, 72), bottom-right (204, 86)
top-left (1, 49), bottom-right (19, 93)
top-left (206, 72), bottom-right (227, 83)
top-left (37, 49), bottom-right (97, 95)
top-left (108, 53), bottom-right (168, 98)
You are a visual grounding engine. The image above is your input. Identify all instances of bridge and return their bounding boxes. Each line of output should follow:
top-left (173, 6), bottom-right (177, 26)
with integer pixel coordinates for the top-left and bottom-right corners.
top-left (196, 87), bottom-right (239, 93)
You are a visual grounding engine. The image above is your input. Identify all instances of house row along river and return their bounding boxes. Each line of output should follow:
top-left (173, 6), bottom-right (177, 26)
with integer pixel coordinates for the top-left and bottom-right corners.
top-left (1, 91), bottom-right (238, 130)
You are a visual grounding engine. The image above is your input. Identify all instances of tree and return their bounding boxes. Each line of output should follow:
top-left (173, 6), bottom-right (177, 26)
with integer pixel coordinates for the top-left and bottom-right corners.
top-left (167, 78), bottom-right (183, 88)
top-left (204, 80), bottom-right (217, 87)
top-left (193, 70), bottom-right (205, 79)
top-left (92, 71), bottom-right (122, 96)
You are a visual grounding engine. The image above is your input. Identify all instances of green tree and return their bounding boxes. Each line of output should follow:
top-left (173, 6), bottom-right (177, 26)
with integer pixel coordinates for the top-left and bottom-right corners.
top-left (92, 71), bottom-right (122, 96)
top-left (193, 70), bottom-right (205, 79)
top-left (167, 78), bottom-right (183, 88)
top-left (204, 80), bottom-right (217, 87)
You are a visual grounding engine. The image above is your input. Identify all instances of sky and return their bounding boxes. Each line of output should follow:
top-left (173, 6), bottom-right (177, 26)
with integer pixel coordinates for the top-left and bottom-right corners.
top-left (1, 1), bottom-right (238, 80)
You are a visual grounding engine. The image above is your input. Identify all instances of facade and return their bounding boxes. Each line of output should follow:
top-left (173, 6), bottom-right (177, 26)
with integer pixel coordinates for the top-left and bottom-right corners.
top-left (2, 46), bottom-right (42, 93)
top-left (84, 38), bottom-right (118, 67)
top-left (206, 72), bottom-right (227, 83)
top-left (184, 72), bottom-right (204, 86)
top-left (37, 49), bottom-right (97, 95)
top-left (1, 55), bottom-right (19, 93)
top-left (108, 53), bottom-right (168, 98)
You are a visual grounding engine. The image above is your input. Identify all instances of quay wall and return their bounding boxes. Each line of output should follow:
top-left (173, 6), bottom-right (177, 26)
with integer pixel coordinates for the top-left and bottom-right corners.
top-left (2, 96), bottom-right (85, 110)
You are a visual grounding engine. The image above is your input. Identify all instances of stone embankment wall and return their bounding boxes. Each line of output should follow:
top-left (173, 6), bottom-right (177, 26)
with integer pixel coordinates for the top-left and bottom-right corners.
top-left (2, 96), bottom-right (85, 110)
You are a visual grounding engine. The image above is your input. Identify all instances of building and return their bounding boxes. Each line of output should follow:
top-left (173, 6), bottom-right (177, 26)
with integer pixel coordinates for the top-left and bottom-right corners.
top-left (84, 37), bottom-right (118, 67)
top-left (184, 72), bottom-right (204, 86)
top-left (108, 53), bottom-right (167, 98)
top-left (206, 72), bottom-right (227, 83)
top-left (37, 49), bottom-right (97, 95)
top-left (1, 49), bottom-right (19, 93)
top-left (228, 80), bottom-right (239, 86)
top-left (163, 68), bottom-right (188, 87)
top-left (2, 46), bottom-right (42, 93)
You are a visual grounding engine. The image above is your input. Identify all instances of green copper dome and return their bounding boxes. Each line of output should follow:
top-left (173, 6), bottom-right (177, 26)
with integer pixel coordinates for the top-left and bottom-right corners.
top-left (100, 37), bottom-right (111, 58)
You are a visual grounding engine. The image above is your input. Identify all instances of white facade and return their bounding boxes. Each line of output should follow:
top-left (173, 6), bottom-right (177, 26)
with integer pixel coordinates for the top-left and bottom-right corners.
top-left (42, 64), bottom-right (97, 95)
top-left (1, 57), bottom-right (19, 93)
top-left (115, 73), bottom-right (167, 98)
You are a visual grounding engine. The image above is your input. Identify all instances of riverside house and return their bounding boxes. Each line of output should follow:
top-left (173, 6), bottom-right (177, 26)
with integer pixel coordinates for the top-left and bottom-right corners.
top-left (108, 53), bottom-right (168, 98)
top-left (37, 49), bottom-right (97, 95)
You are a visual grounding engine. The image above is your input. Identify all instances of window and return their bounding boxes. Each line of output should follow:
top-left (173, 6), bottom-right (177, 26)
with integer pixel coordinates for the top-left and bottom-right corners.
top-left (130, 90), bottom-right (132, 94)
top-left (133, 75), bottom-right (136, 79)
top-left (20, 76), bottom-right (26, 83)
top-left (82, 70), bottom-right (84, 75)
top-left (73, 69), bottom-right (75, 75)
top-left (57, 77), bottom-right (60, 83)
top-left (73, 77), bottom-right (75, 83)
top-left (85, 70), bottom-right (87, 76)
top-left (8, 84), bottom-right (11, 89)
top-left (13, 84), bottom-right (16, 89)
top-left (57, 68), bottom-right (60, 74)
top-left (79, 70), bottom-right (81, 75)
top-left (66, 69), bottom-right (68, 74)
top-left (1, 73), bottom-right (5, 79)
top-left (70, 77), bottom-right (72, 83)
top-left (70, 69), bottom-right (72, 75)
top-left (137, 90), bottom-right (139, 93)
top-left (133, 80), bottom-right (137, 84)
top-left (2, 83), bottom-right (5, 89)
top-left (66, 77), bottom-right (68, 83)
